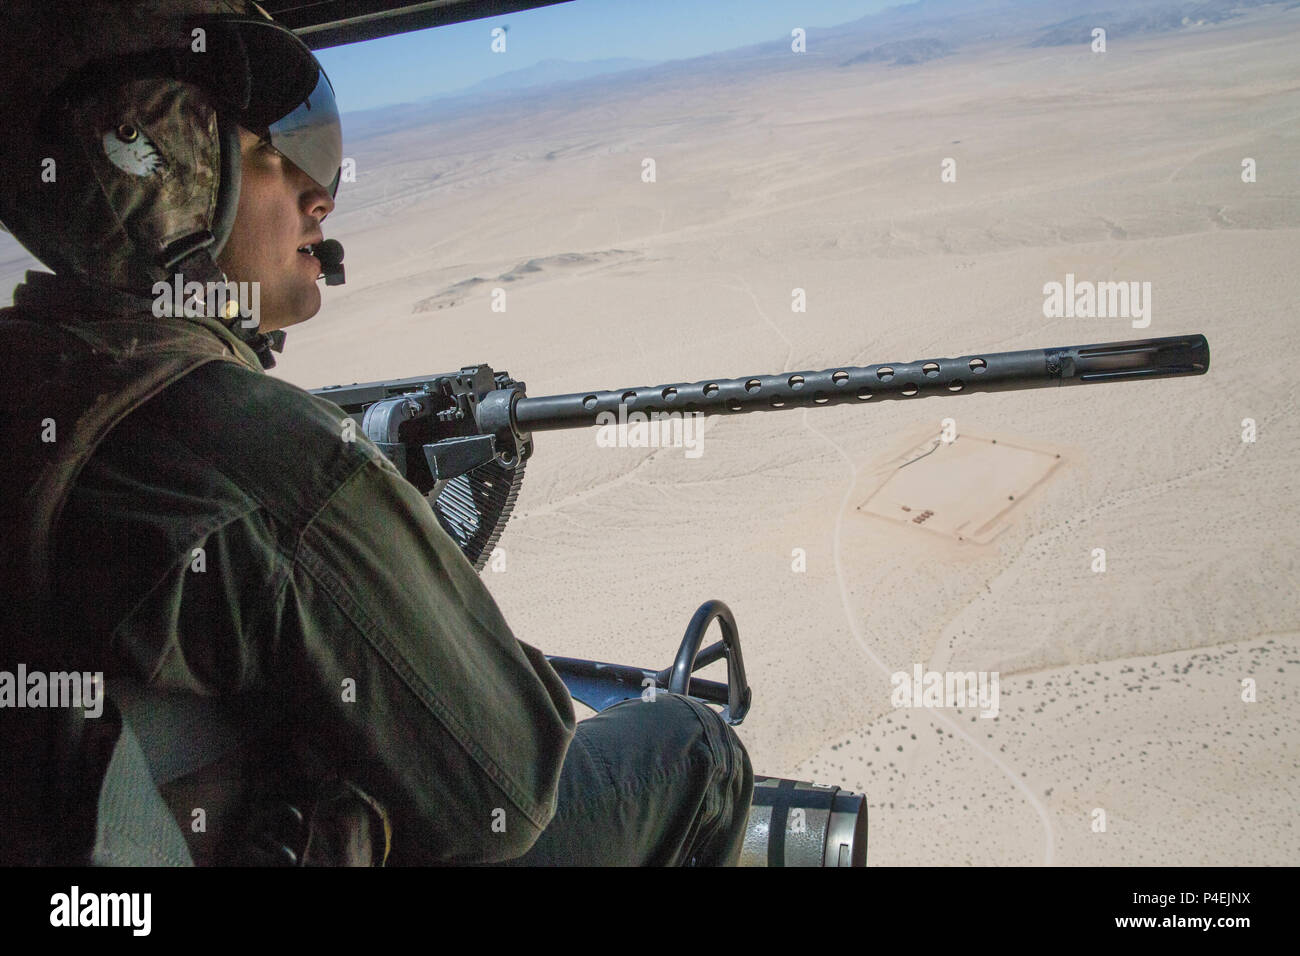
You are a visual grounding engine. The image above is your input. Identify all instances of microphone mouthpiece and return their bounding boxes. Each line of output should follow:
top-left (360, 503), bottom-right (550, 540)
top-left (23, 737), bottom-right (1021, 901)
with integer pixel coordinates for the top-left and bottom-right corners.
top-left (312, 238), bottom-right (346, 286)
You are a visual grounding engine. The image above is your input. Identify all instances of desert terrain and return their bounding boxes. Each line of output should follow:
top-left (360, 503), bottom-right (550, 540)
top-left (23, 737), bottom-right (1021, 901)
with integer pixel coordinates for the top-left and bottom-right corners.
top-left (4, 0), bottom-right (1297, 865)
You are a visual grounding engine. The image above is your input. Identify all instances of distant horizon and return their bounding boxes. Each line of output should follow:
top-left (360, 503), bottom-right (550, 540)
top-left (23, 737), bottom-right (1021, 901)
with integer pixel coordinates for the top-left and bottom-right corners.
top-left (336, 54), bottom-right (666, 117)
top-left (317, 0), bottom-right (897, 113)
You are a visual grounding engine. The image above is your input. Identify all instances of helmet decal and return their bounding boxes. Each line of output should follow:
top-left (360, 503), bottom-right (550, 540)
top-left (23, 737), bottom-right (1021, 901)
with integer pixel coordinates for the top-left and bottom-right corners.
top-left (0, 1), bottom-right (340, 295)
top-left (102, 123), bottom-right (166, 176)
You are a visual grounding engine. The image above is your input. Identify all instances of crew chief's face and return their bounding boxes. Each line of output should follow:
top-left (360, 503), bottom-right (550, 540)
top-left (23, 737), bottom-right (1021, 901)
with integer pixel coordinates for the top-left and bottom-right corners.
top-left (216, 126), bottom-right (336, 334)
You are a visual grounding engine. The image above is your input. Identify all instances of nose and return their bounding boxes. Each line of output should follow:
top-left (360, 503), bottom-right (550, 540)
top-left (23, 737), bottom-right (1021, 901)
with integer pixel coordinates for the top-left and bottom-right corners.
top-left (303, 179), bottom-right (335, 222)
top-left (285, 154), bottom-right (336, 221)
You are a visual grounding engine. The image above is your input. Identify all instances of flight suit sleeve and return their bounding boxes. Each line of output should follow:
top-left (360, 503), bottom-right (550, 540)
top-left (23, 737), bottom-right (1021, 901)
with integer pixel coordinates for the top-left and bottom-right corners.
top-left (274, 450), bottom-right (576, 864)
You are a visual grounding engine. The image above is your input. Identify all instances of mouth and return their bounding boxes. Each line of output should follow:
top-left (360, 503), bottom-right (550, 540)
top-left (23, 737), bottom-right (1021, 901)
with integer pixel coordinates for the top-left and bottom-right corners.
top-left (296, 234), bottom-right (326, 276)
top-left (296, 242), bottom-right (324, 276)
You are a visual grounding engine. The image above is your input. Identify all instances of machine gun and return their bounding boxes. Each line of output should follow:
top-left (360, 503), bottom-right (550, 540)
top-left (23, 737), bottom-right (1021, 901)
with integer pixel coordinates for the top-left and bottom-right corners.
top-left (309, 333), bottom-right (1209, 867)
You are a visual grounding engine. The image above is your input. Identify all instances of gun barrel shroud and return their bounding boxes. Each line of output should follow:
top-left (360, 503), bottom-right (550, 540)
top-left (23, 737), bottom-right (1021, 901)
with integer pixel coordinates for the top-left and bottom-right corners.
top-left (511, 334), bottom-right (1208, 433)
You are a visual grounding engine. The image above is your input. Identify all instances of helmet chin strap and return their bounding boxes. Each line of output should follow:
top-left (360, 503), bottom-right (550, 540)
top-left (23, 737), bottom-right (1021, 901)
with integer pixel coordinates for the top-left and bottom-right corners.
top-left (160, 231), bottom-right (286, 371)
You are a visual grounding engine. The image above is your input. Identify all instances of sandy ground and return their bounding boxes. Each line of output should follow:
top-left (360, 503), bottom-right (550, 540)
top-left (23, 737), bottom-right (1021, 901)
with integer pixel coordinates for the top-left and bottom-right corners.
top-left (5, 5), bottom-right (1297, 865)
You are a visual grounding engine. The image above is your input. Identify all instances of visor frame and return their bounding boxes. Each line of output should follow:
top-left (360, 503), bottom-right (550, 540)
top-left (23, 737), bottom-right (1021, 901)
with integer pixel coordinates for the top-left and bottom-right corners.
top-left (215, 15), bottom-right (344, 198)
top-left (256, 68), bottom-right (342, 197)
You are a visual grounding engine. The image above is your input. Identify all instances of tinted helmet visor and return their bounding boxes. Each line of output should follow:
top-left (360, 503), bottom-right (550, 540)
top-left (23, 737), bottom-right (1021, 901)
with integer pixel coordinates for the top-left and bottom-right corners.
top-left (264, 67), bottom-right (342, 197)
top-left (225, 16), bottom-right (343, 198)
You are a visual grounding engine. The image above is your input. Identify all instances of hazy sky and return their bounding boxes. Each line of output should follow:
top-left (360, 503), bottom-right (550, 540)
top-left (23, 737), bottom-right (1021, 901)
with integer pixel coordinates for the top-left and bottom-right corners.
top-left (316, 0), bottom-right (897, 113)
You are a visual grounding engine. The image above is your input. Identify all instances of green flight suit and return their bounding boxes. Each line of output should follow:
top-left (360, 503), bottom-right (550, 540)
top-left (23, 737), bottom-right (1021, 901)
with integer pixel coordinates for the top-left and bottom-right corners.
top-left (1, 269), bottom-right (575, 864)
top-left (1, 269), bottom-right (753, 867)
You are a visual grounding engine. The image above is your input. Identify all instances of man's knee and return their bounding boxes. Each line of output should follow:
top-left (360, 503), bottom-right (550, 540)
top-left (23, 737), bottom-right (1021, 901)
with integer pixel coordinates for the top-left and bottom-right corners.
top-left (504, 694), bottom-right (754, 865)
top-left (593, 692), bottom-right (751, 807)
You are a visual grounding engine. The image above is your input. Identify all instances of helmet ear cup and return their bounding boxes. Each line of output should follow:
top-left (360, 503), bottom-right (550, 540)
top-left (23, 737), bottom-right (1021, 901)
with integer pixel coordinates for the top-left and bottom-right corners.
top-left (210, 110), bottom-right (242, 260)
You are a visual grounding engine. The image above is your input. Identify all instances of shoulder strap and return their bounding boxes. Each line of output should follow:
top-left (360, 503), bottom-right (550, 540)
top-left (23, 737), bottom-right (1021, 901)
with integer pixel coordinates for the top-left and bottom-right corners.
top-left (90, 677), bottom-right (245, 867)
top-left (89, 705), bottom-right (198, 866)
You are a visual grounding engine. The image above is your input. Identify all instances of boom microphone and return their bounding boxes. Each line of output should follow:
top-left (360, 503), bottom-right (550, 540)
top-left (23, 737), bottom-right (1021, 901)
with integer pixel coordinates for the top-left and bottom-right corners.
top-left (312, 239), bottom-right (345, 286)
